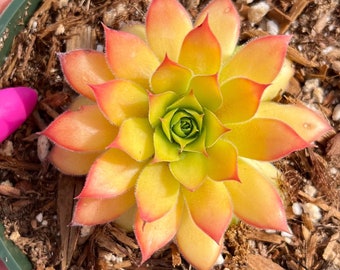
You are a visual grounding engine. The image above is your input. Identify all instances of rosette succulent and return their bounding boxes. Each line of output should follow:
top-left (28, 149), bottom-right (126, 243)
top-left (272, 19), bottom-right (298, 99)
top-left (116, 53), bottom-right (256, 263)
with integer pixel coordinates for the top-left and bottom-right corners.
top-left (42, 0), bottom-right (331, 269)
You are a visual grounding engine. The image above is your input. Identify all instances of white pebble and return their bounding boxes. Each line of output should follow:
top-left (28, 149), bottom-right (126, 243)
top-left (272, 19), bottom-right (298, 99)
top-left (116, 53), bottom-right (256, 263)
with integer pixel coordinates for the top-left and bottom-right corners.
top-left (312, 87), bottom-right (324, 103)
top-left (96, 44), bottom-right (104, 52)
top-left (332, 104), bottom-right (340, 121)
top-left (304, 184), bottom-right (317, 197)
top-left (265, 229), bottom-right (276, 234)
top-left (303, 203), bottom-right (322, 223)
top-left (214, 254), bottom-right (224, 265)
top-left (248, 2), bottom-right (270, 24)
top-left (302, 79), bottom-right (319, 93)
top-left (292, 202), bottom-right (303, 216)
top-left (41, 220), bottom-right (48, 226)
top-left (266, 20), bottom-right (279, 35)
top-left (36, 213), bottom-right (43, 223)
top-left (37, 135), bottom-right (50, 162)
top-left (80, 225), bottom-right (93, 237)
top-left (284, 237), bottom-right (293, 244)
top-left (329, 167), bottom-right (338, 175)
top-left (281, 231), bottom-right (293, 238)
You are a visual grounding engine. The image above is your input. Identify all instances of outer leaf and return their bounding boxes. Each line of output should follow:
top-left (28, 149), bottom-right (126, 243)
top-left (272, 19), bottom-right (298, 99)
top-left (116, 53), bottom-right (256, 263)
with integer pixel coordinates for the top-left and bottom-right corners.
top-left (225, 158), bottom-right (289, 232)
top-left (215, 78), bottom-right (268, 123)
top-left (59, 50), bottom-right (114, 100)
top-left (195, 0), bottom-right (240, 61)
top-left (72, 190), bottom-right (135, 226)
top-left (136, 163), bottom-right (180, 222)
top-left (150, 55), bottom-right (192, 95)
top-left (135, 198), bottom-right (183, 264)
top-left (207, 138), bottom-right (238, 181)
top-left (49, 145), bottom-right (100, 176)
top-left (225, 118), bottom-right (309, 161)
top-left (169, 152), bottom-right (207, 191)
top-left (256, 102), bottom-right (332, 142)
top-left (92, 79), bottom-right (148, 126)
top-left (120, 23), bottom-right (146, 41)
top-left (261, 59), bottom-right (294, 101)
top-left (146, 0), bottom-right (192, 61)
top-left (179, 17), bottom-right (221, 75)
top-left (78, 148), bottom-right (145, 198)
top-left (220, 35), bottom-right (291, 84)
top-left (183, 178), bottom-right (232, 242)
top-left (42, 105), bottom-right (118, 152)
top-left (104, 25), bottom-right (159, 87)
top-left (189, 74), bottom-right (222, 111)
top-left (110, 118), bottom-right (154, 161)
top-left (204, 109), bottom-right (229, 148)
top-left (176, 206), bottom-right (223, 270)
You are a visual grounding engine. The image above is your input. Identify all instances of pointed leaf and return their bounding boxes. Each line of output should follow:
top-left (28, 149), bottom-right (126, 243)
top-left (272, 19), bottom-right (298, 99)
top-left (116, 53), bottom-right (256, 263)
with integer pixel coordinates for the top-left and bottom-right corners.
top-left (150, 55), bottom-right (192, 95)
top-left (189, 74), bottom-right (222, 111)
top-left (176, 206), bottom-right (223, 270)
top-left (153, 127), bottom-right (181, 162)
top-left (169, 152), bottom-right (207, 191)
top-left (136, 163), bottom-right (180, 222)
top-left (207, 138), bottom-right (238, 181)
top-left (135, 199), bottom-right (183, 264)
top-left (261, 59), bottom-right (294, 101)
top-left (104, 25), bottom-right (159, 87)
top-left (216, 78), bottom-right (268, 123)
top-left (183, 178), bottom-right (232, 242)
top-left (204, 109), bottom-right (229, 147)
top-left (120, 23), bottom-right (146, 41)
top-left (146, 0), bottom-right (192, 61)
top-left (179, 17), bottom-right (221, 75)
top-left (149, 91), bottom-right (177, 127)
top-left (42, 105), bottom-right (118, 152)
top-left (110, 118), bottom-right (154, 161)
top-left (78, 148), bottom-right (145, 198)
top-left (225, 118), bottom-right (309, 161)
top-left (49, 145), bottom-right (100, 176)
top-left (220, 35), bottom-right (291, 84)
top-left (92, 79), bottom-right (148, 126)
top-left (72, 190), bottom-right (135, 226)
top-left (59, 50), bottom-right (114, 100)
top-left (195, 0), bottom-right (240, 61)
top-left (225, 158), bottom-right (289, 231)
top-left (256, 102), bottom-right (332, 143)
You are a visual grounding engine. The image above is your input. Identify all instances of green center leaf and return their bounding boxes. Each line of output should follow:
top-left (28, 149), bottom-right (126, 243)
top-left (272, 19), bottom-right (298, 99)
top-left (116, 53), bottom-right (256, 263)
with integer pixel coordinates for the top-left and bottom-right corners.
top-left (162, 108), bottom-right (203, 150)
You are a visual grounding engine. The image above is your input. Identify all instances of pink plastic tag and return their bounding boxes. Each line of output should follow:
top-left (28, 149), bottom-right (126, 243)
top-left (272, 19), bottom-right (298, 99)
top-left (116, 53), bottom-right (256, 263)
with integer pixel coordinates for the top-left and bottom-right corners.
top-left (0, 87), bottom-right (38, 143)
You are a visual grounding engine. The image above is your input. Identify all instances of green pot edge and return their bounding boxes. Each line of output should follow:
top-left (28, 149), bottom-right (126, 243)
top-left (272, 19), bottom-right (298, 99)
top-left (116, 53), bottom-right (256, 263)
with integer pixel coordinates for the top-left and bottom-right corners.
top-left (0, 223), bottom-right (32, 270)
top-left (0, 0), bottom-right (42, 66)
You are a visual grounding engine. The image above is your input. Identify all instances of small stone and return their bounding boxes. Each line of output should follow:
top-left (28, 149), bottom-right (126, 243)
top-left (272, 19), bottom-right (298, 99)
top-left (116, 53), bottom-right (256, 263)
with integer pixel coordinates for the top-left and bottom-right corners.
top-left (248, 2), bottom-right (270, 24)
top-left (215, 254), bottom-right (224, 265)
top-left (80, 225), bottom-right (93, 237)
top-left (332, 104), bottom-right (340, 121)
top-left (303, 203), bottom-right (322, 223)
top-left (312, 87), bottom-right (324, 103)
top-left (329, 167), bottom-right (338, 175)
top-left (266, 20), bottom-right (279, 35)
top-left (41, 220), bottom-right (48, 226)
top-left (265, 229), bottom-right (276, 234)
top-left (292, 202), bottom-right (303, 216)
top-left (302, 79), bottom-right (319, 93)
top-left (36, 212), bottom-right (43, 223)
top-left (304, 184), bottom-right (317, 197)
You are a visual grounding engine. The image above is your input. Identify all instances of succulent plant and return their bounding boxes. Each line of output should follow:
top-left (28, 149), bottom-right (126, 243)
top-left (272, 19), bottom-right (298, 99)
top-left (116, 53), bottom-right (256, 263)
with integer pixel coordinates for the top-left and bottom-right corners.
top-left (42, 0), bottom-right (331, 268)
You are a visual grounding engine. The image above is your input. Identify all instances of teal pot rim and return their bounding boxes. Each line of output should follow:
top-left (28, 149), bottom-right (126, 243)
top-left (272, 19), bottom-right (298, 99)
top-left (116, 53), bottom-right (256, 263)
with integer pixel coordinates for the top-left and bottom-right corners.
top-left (0, 0), bottom-right (42, 66)
top-left (0, 223), bottom-right (32, 270)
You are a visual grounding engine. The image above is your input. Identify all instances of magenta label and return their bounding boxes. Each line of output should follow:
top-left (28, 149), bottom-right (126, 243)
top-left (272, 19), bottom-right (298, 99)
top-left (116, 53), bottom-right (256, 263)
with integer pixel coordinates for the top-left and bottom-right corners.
top-left (0, 0), bottom-right (12, 15)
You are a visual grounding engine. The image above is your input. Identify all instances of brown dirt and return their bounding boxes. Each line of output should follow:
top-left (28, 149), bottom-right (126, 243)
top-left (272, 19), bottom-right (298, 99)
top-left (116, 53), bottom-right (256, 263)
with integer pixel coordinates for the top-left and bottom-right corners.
top-left (0, 0), bottom-right (339, 269)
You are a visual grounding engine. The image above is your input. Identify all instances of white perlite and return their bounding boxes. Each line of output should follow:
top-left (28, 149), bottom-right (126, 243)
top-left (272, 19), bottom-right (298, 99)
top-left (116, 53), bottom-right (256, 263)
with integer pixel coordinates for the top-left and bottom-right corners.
top-left (248, 2), bottom-right (270, 24)
top-left (332, 104), bottom-right (340, 121)
top-left (303, 203), bottom-right (322, 223)
top-left (292, 202), bottom-right (303, 216)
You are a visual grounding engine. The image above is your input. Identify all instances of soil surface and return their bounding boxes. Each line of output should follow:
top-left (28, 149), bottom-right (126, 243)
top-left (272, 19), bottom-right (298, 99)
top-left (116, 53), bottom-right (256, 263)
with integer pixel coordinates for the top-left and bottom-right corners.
top-left (0, 0), bottom-right (339, 269)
